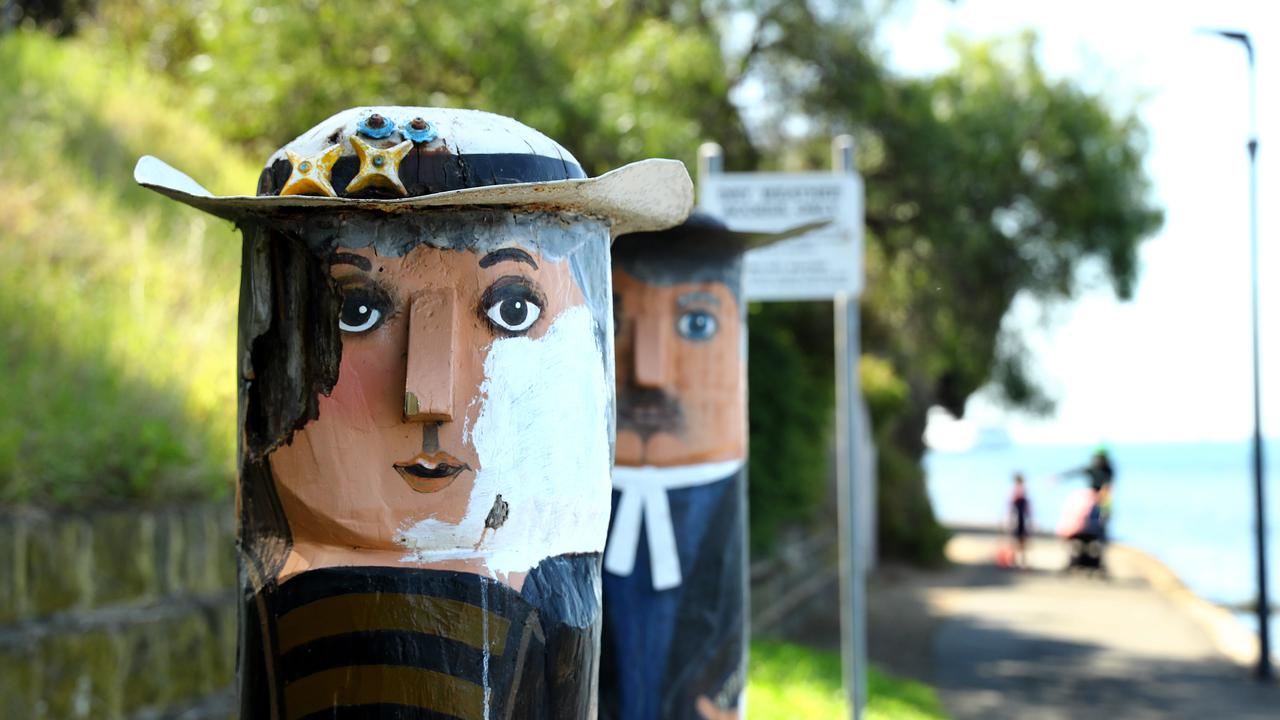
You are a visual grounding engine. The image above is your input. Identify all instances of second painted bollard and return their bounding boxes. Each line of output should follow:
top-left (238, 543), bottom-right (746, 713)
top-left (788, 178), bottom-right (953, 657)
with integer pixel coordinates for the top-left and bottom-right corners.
top-left (601, 212), bottom-right (796, 720)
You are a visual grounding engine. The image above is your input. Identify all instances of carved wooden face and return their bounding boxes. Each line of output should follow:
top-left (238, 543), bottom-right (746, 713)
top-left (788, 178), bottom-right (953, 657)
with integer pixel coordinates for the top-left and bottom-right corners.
top-left (612, 269), bottom-right (746, 467)
top-left (267, 230), bottom-right (613, 588)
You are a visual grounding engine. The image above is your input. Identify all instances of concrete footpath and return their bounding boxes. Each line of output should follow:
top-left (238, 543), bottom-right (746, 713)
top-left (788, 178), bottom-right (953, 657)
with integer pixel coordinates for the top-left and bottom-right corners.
top-left (866, 529), bottom-right (1280, 719)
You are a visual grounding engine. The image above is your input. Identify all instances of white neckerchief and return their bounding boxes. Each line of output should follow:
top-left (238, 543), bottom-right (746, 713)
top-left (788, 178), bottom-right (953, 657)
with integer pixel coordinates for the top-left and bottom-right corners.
top-left (604, 459), bottom-right (744, 590)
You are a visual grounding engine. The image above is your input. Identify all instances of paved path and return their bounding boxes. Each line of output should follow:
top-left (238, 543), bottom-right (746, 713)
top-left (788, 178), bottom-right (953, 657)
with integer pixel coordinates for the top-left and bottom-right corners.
top-left (866, 530), bottom-right (1279, 719)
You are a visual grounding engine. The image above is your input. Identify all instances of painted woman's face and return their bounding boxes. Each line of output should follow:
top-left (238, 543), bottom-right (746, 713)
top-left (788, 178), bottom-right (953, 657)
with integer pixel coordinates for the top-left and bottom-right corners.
top-left (612, 269), bottom-right (746, 467)
top-left (268, 237), bottom-right (613, 586)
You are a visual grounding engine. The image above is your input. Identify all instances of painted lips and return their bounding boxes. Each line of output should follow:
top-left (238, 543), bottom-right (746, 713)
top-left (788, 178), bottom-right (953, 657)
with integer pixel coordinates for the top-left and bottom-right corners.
top-left (393, 452), bottom-right (471, 493)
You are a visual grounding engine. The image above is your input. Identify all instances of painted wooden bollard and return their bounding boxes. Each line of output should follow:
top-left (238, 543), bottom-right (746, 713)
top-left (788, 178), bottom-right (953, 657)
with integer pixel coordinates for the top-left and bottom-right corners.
top-left (600, 213), bottom-right (795, 720)
top-left (136, 107), bottom-right (692, 720)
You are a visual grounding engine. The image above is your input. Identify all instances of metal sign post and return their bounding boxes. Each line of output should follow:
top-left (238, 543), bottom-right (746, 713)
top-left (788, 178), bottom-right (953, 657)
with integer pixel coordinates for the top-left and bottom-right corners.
top-left (832, 135), bottom-right (867, 718)
top-left (699, 138), bottom-right (867, 718)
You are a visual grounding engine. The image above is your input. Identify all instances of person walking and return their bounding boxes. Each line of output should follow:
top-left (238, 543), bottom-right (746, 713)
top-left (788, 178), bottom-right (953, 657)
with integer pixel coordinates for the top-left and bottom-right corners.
top-left (1009, 473), bottom-right (1032, 569)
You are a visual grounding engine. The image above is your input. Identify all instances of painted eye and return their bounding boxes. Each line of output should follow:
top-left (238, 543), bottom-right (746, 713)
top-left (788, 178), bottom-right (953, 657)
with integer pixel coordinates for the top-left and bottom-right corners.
top-left (485, 295), bottom-right (542, 333)
top-left (677, 310), bottom-right (718, 341)
top-left (339, 290), bottom-right (386, 333)
top-left (481, 278), bottom-right (545, 335)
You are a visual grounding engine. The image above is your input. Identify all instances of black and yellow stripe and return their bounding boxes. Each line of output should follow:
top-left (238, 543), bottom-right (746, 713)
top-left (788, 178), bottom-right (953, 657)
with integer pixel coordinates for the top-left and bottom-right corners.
top-left (267, 567), bottom-right (538, 720)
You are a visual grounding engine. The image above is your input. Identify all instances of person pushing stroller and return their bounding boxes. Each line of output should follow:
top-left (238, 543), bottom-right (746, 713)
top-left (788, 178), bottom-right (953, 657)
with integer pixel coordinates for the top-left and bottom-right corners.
top-left (1057, 448), bottom-right (1115, 575)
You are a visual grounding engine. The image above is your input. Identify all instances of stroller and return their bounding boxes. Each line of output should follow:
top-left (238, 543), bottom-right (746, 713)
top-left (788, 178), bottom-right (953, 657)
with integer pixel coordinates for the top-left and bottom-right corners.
top-left (1066, 530), bottom-right (1106, 574)
top-left (1059, 488), bottom-right (1109, 576)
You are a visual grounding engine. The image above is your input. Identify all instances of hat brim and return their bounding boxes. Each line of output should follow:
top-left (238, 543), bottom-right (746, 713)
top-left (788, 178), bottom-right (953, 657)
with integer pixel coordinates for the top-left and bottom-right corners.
top-left (134, 155), bottom-right (693, 237)
top-left (723, 220), bottom-right (832, 248)
top-left (622, 211), bottom-right (831, 249)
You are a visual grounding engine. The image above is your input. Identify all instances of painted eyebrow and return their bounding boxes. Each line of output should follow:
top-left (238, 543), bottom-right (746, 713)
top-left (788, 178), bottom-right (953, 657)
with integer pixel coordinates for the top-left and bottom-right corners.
top-left (677, 291), bottom-right (720, 308)
top-left (331, 252), bottom-right (372, 271)
top-left (479, 248), bottom-right (538, 269)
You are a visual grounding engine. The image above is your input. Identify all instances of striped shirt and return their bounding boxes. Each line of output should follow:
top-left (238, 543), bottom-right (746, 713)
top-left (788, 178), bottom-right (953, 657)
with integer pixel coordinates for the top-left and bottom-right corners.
top-left (242, 560), bottom-right (600, 720)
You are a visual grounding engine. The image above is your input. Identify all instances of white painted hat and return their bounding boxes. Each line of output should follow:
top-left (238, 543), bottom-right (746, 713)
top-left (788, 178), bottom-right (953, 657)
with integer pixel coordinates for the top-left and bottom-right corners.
top-left (135, 106), bottom-right (693, 236)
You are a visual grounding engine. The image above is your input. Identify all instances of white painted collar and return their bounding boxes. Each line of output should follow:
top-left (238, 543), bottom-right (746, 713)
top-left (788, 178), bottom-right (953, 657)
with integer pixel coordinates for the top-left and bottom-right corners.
top-left (605, 459), bottom-right (744, 590)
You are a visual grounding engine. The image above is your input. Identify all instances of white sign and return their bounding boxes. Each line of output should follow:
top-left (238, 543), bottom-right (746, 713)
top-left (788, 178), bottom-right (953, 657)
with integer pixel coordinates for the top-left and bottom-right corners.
top-left (700, 172), bottom-right (864, 301)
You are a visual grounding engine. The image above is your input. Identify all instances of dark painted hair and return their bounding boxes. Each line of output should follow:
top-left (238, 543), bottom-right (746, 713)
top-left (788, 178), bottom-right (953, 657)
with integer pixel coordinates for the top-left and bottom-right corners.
top-left (611, 212), bottom-right (747, 300)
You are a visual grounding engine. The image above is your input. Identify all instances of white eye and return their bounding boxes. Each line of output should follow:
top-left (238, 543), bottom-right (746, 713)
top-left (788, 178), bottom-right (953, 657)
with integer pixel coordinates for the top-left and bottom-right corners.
top-left (339, 293), bottom-right (384, 333)
top-left (485, 296), bottom-right (542, 333)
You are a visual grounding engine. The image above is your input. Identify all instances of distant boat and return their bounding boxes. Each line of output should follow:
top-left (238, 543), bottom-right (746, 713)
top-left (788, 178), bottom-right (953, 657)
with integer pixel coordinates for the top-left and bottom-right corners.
top-left (972, 426), bottom-right (1012, 450)
top-left (924, 420), bottom-right (1011, 454)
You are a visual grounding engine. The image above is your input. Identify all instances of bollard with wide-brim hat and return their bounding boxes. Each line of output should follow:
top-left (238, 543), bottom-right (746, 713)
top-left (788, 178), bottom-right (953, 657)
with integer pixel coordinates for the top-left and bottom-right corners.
top-left (137, 106), bottom-right (692, 720)
top-left (600, 212), bottom-right (823, 720)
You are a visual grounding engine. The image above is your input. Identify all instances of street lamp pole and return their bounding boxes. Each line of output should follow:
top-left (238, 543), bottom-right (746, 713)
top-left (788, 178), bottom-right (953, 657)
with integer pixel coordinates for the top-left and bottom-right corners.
top-left (1205, 28), bottom-right (1270, 681)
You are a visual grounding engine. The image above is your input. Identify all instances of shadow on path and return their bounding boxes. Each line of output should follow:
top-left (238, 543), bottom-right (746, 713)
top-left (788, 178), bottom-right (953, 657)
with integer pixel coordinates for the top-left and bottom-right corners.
top-left (935, 611), bottom-right (1276, 719)
top-left (864, 532), bottom-right (1280, 719)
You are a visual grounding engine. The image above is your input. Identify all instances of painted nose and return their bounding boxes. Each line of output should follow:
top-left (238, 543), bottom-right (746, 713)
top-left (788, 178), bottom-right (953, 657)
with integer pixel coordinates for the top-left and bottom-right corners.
top-left (632, 310), bottom-right (672, 389)
top-left (404, 288), bottom-right (456, 422)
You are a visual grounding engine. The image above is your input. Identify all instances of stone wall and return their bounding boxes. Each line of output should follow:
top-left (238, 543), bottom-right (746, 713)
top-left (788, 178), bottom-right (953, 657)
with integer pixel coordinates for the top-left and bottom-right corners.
top-left (1, 500), bottom-right (841, 718)
top-left (0, 504), bottom-right (238, 720)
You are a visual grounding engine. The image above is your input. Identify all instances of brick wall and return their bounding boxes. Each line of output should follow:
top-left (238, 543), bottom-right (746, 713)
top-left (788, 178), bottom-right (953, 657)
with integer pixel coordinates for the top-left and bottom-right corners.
top-left (0, 504), bottom-right (238, 719)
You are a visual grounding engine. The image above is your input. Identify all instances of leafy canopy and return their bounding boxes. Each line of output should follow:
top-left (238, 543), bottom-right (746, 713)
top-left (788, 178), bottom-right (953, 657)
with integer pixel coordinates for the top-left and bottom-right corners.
top-left (88, 0), bottom-right (754, 174)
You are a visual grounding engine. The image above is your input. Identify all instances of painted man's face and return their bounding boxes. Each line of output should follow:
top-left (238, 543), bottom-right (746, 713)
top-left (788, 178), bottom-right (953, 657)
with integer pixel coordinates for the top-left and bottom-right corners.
top-left (268, 235), bottom-right (612, 587)
top-left (612, 269), bottom-right (746, 467)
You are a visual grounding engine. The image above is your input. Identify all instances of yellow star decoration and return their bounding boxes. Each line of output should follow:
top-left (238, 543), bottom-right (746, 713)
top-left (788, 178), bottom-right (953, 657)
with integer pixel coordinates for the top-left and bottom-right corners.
top-left (346, 135), bottom-right (413, 196)
top-left (280, 144), bottom-right (344, 197)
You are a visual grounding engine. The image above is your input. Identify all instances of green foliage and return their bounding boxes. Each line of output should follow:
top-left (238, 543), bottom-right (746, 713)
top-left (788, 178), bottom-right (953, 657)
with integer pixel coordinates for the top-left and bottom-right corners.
top-left (857, 34), bottom-right (1161, 415)
top-left (768, 28), bottom-right (1164, 419)
top-left (746, 302), bottom-right (834, 551)
top-left (0, 31), bottom-right (254, 505)
top-left (87, 0), bottom-right (755, 172)
top-left (860, 353), bottom-right (949, 564)
top-left (748, 640), bottom-right (949, 720)
top-left (860, 354), bottom-right (907, 426)
top-left (875, 442), bottom-right (951, 565)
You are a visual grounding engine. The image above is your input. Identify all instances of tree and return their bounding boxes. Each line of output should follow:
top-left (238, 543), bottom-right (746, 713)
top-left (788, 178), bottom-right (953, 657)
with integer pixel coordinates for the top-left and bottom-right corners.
top-left (744, 11), bottom-right (1164, 560)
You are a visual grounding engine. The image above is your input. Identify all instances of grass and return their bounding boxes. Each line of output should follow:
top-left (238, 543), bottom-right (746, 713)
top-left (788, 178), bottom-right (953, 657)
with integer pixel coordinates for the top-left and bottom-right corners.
top-left (0, 31), bottom-right (257, 505)
top-left (749, 640), bottom-right (948, 720)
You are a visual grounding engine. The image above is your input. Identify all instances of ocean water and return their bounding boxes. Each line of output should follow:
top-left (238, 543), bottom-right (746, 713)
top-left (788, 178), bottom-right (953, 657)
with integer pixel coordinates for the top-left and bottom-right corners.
top-left (925, 440), bottom-right (1280, 620)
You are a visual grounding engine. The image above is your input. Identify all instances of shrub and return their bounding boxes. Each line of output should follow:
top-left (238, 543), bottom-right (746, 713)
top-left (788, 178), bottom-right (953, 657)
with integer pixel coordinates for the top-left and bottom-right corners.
top-left (0, 31), bottom-right (255, 505)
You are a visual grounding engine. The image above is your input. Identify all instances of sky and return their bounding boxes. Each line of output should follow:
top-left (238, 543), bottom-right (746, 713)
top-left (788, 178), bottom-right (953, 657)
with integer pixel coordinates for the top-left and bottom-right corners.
top-left (871, 0), bottom-right (1280, 448)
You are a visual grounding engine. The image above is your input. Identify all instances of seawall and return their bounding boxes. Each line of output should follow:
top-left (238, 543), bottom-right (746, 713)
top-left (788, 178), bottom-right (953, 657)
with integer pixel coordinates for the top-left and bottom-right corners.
top-left (0, 504), bottom-right (237, 719)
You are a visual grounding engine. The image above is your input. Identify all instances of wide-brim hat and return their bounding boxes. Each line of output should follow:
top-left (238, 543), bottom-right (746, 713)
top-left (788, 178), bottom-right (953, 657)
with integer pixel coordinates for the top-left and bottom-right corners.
top-left (134, 106), bottom-right (693, 237)
top-left (617, 210), bottom-right (829, 248)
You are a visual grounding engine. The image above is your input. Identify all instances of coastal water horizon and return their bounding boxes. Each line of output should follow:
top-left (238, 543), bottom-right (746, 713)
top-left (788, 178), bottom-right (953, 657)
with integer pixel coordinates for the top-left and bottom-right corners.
top-left (925, 438), bottom-right (1279, 633)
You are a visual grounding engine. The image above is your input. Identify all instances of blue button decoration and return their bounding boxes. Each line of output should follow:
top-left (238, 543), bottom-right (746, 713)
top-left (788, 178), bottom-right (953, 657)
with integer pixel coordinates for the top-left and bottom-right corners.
top-left (357, 114), bottom-right (395, 139)
top-left (403, 118), bottom-right (439, 144)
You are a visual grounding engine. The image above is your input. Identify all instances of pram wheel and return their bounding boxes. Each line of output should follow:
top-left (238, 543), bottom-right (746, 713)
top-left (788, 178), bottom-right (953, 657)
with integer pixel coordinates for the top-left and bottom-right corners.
top-left (1065, 533), bottom-right (1108, 578)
